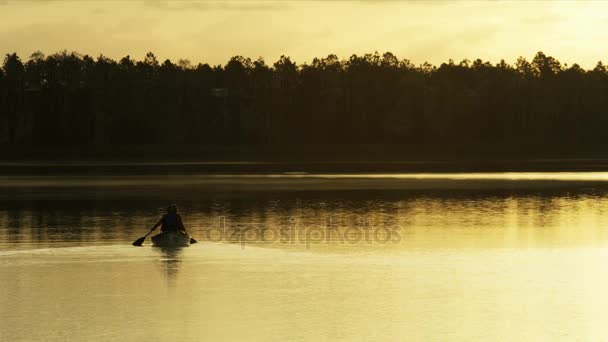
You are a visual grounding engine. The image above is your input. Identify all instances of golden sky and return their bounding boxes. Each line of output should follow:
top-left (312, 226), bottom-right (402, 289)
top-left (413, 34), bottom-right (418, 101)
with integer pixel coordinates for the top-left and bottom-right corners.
top-left (1, 0), bottom-right (608, 68)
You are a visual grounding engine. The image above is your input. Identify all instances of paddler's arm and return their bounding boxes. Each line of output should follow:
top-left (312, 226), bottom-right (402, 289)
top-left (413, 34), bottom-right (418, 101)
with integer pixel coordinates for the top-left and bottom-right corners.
top-left (177, 215), bottom-right (186, 233)
top-left (150, 217), bottom-right (163, 232)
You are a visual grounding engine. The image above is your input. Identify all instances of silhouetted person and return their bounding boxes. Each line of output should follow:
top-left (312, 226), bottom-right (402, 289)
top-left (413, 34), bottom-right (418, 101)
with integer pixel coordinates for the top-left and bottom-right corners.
top-left (150, 204), bottom-right (187, 234)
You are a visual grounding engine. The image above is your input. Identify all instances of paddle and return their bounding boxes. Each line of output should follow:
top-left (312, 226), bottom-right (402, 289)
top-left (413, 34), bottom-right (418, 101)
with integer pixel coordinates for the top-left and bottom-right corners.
top-left (132, 229), bottom-right (154, 246)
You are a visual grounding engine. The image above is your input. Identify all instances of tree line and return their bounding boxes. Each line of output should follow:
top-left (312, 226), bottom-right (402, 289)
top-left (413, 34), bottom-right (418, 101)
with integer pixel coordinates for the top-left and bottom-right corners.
top-left (1, 50), bottom-right (608, 150)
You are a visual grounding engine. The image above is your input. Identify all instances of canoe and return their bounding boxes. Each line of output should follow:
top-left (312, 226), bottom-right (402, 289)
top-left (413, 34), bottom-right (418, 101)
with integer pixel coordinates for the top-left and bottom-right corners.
top-left (151, 232), bottom-right (191, 247)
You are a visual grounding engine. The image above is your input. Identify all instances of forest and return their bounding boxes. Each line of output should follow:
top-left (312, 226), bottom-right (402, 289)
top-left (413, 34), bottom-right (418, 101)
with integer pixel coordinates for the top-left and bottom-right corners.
top-left (1, 50), bottom-right (608, 154)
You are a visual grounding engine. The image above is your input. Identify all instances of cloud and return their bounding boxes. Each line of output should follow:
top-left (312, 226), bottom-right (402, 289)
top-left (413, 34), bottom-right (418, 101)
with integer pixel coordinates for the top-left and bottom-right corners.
top-left (0, 19), bottom-right (162, 61)
top-left (144, 0), bottom-right (290, 12)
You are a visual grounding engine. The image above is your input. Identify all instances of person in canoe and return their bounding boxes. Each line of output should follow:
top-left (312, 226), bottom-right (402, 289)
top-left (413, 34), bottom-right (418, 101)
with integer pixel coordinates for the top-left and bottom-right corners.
top-left (132, 204), bottom-right (197, 246)
top-left (151, 204), bottom-right (187, 234)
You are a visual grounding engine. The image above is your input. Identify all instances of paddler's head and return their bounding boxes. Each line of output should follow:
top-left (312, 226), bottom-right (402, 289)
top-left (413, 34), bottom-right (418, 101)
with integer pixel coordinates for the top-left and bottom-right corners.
top-left (167, 204), bottom-right (178, 214)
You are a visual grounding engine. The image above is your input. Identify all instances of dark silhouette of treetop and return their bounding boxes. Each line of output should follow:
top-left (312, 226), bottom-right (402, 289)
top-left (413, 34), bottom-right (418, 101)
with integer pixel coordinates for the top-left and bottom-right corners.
top-left (1, 50), bottom-right (608, 150)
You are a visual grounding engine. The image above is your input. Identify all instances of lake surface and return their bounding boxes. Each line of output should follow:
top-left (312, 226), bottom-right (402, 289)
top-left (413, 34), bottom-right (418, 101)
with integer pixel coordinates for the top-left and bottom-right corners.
top-left (3, 172), bottom-right (608, 341)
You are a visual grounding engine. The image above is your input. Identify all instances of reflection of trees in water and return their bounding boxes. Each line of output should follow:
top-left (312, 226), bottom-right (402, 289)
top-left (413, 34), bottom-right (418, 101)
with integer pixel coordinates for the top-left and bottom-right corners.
top-left (197, 197), bottom-right (410, 247)
top-left (0, 198), bottom-right (183, 243)
top-left (187, 192), bottom-right (608, 248)
top-left (1, 189), bottom-right (607, 246)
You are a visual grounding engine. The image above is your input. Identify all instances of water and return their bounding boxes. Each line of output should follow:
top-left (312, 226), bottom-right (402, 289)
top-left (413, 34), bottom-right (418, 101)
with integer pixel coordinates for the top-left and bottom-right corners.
top-left (3, 173), bottom-right (608, 341)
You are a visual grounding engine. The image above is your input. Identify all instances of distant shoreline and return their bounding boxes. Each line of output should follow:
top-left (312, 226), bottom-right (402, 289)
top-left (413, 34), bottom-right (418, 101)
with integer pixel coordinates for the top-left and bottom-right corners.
top-left (3, 144), bottom-right (608, 174)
